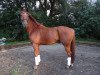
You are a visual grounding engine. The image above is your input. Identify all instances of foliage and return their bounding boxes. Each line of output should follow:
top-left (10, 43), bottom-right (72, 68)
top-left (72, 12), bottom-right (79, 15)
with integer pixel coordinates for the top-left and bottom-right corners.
top-left (0, 0), bottom-right (100, 41)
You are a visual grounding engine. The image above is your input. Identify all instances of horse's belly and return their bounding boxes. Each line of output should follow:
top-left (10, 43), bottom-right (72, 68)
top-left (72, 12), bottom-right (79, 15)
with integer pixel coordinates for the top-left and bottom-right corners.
top-left (41, 39), bottom-right (58, 45)
top-left (40, 31), bottom-right (59, 45)
top-left (44, 38), bottom-right (59, 45)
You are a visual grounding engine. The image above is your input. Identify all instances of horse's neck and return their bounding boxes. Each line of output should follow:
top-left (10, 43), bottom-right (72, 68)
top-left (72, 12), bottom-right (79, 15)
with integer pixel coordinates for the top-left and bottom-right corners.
top-left (26, 19), bottom-right (39, 35)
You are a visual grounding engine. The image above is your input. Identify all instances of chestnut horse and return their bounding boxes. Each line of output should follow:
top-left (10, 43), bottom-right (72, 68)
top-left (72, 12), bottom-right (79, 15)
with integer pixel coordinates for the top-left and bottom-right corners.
top-left (20, 8), bottom-right (76, 69)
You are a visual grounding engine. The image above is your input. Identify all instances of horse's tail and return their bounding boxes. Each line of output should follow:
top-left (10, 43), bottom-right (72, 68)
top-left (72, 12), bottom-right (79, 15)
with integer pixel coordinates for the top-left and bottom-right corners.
top-left (71, 33), bottom-right (76, 64)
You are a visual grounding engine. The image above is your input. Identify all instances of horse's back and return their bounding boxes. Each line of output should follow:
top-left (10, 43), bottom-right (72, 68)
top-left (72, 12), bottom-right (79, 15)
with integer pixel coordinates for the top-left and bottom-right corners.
top-left (57, 26), bottom-right (75, 34)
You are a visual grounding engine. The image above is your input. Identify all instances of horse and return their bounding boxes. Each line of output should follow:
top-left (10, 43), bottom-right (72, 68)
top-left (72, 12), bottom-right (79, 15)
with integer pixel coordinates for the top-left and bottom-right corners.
top-left (20, 8), bottom-right (76, 69)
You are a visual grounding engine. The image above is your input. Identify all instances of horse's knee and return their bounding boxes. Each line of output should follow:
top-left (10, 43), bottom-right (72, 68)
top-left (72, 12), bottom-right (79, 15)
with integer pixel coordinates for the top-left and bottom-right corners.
top-left (34, 50), bottom-right (39, 57)
top-left (32, 43), bottom-right (40, 56)
top-left (66, 50), bottom-right (72, 57)
top-left (64, 45), bottom-right (72, 57)
top-left (67, 51), bottom-right (72, 57)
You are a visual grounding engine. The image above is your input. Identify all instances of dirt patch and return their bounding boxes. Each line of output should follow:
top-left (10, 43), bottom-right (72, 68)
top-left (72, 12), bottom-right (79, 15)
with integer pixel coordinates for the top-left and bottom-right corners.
top-left (0, 42), bottom-right (31, 50)
top-left (0, 44), bottom-right (100, 75)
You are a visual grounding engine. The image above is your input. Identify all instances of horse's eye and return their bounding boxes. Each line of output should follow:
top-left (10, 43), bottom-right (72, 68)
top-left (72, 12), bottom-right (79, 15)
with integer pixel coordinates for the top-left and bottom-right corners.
top-left (20, 13), bottom-right (22, 16)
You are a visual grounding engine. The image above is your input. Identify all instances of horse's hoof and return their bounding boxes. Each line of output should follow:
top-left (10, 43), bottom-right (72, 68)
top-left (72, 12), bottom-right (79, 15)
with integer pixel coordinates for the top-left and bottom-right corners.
top-left (34, 65), bottom-right (38, 70)
top-left (71, 64), bottom-right (73, 67)
top-left (66, 65), bottom-right (70, 69)
top-left (65, 65), bottom-right (73, 69)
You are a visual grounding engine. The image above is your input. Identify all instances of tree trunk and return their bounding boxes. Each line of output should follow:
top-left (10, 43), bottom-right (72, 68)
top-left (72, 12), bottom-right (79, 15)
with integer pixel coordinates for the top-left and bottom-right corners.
top-left (49, 0), bottom-right (56, 17)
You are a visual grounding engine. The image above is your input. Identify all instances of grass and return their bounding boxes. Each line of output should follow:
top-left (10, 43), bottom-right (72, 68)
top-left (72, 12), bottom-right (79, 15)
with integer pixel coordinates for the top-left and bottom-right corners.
top-left (3, 38), bottom-right (100, 46)
top-left (5, 40), bottom-right (29, 46)
top-left (10, 67), bottom-right (19, 75)
top-left (76, 38), bottom-right (100, 43)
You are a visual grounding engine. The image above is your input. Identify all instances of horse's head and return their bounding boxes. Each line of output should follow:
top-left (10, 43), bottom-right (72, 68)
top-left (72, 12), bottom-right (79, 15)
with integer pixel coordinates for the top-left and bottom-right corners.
top-left (20, 7), bottom-right (29, 27)
top-left (20, 7), bottom-right (41, 28)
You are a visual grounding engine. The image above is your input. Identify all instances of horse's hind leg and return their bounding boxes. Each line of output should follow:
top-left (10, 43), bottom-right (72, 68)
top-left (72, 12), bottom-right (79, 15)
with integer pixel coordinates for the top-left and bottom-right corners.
top-left (70, 46), bottom-right (75, 67)
top-left (64, 44), bottom-right (72, 68)
top-left (32, 43), bottom-right (41, 69)
top-left (70, 36), bottom-right (76, 67)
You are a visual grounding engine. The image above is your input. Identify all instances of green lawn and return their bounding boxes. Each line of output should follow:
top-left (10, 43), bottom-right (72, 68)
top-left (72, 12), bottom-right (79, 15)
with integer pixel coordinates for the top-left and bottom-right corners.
top-left (76, 38), bottom-right (100, 43)
top-left (4, 38), bottom-right (100, 46)
top-left (5, 40), bottom-right (30, 46)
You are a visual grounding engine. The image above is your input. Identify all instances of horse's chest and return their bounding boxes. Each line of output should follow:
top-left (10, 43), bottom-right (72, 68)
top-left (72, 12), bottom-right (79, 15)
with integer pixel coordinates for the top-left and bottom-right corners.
top-left (30, 32), bottom-right (41, 43)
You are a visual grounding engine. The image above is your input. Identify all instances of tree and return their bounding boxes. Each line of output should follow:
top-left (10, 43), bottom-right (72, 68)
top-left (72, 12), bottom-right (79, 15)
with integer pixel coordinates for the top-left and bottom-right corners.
top-left (0, 0), bottom-right (100, 40)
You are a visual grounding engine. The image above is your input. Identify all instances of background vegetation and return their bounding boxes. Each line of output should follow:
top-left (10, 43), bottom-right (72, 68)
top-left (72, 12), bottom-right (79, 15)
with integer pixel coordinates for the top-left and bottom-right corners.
top-left (0, 0), bottom-right (100, 42)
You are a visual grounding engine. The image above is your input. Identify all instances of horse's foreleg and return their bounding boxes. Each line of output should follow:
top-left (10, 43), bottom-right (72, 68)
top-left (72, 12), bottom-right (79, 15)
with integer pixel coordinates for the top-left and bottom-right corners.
top-left (32, 43), bottom-right (41, 69)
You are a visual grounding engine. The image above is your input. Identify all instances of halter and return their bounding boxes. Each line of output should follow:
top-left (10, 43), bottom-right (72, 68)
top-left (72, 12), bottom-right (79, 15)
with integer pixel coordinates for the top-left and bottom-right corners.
top-left (21, 11), bottom-right (29, 27)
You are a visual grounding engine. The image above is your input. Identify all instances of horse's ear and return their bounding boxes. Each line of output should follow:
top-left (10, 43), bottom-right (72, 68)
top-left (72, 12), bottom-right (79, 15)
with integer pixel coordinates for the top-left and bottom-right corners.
top-left (21, 7), bottom-right (28, 12)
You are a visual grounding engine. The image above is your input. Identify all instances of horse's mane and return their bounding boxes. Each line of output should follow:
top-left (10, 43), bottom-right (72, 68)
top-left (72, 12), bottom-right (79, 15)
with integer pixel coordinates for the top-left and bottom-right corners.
top-left (28, 13), bottom-right (41, 26)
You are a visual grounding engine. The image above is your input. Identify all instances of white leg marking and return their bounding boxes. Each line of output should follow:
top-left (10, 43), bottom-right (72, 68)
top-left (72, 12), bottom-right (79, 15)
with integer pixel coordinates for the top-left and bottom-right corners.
top-left (35, 56), bottom-right (39, 65)
top-left (67, 57), bottom-right (71, 66)
top-left (35, 55), bottom-right (41, 66)
top-left (38, 55), bottom-right (41, 63)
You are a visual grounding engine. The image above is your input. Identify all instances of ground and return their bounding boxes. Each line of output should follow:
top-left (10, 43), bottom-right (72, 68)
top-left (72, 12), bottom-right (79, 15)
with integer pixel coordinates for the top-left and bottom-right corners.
top-left (0, 44), bottom-right (100, 75)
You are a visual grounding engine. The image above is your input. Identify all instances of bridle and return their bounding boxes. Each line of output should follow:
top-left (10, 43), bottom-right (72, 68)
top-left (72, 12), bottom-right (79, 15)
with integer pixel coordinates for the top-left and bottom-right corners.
top-left (21, 11), bottom-right (29, 27)
top-left (21, 11), bottom-right (39, 29)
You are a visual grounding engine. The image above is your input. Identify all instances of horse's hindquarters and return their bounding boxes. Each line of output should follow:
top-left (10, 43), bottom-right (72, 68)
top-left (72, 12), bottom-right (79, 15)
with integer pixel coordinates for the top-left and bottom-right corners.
top-left (57, 26), bottom-right (75, 45)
